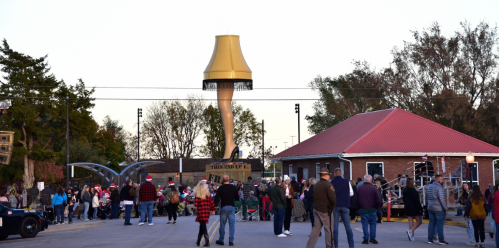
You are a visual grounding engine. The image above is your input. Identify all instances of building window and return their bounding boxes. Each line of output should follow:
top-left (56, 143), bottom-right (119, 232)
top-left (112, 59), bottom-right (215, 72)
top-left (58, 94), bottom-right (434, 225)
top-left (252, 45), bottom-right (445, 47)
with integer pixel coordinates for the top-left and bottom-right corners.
top-left (326, 163), bottom-right (330, 171)
top-left (366, 162), bottom-right (383, 178)
top-left (466, 162), bottom-right (479, 185)
top-left (316, 163), bottom-right (320, 179)
top-left (289, 164), bottom-right (293, 175)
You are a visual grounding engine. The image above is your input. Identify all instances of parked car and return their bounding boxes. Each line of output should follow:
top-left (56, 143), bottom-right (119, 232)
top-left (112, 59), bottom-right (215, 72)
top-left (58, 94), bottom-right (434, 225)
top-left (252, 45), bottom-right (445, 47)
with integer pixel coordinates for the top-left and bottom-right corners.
top-left (0, 203), bottom-right (49, 240)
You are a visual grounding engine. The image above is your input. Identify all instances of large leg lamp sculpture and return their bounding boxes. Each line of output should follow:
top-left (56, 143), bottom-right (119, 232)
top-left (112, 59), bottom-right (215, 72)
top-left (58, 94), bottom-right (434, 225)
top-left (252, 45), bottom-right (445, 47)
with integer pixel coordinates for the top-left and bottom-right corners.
top-left (203, 35), bottom-right (252, 163)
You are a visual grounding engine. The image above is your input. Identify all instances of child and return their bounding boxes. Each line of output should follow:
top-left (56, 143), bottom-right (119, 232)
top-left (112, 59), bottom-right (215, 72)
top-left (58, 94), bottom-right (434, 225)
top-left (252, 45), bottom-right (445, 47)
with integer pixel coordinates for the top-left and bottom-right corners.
top-left (92, 192), bottom-right (99, 220)
top-left (193, 182), bottom-right (215, 247)
top-left (68, 200), bottom-right (75, 224)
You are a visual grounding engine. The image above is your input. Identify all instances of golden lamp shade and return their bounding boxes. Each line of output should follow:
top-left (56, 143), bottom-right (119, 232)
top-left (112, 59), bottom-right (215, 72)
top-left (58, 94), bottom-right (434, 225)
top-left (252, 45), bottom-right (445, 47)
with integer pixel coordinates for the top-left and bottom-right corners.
top-left (203, 35), bottom-right (253, 91)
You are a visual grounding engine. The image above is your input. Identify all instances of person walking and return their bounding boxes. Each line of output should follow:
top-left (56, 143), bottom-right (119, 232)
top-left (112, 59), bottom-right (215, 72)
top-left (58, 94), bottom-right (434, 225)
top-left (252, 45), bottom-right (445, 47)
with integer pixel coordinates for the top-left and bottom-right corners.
top-left (282, 175), bottom-right (294, 236)
top-left (403, 178), bottom-right (423, 241)
top-left (465, 185), bottom-right (489, 247)
top-left (374, 180), bottom-right (384, 223)
top-left (164, 181), bottom-right (180, 224)
top-left (81, 186), bottom-right (91, 221)
top-left (425, 175), bottom-right (449, 245)
top-left (270, 177), bottom-right (287, 238)
top-left (306, 168), bottom-right (336, 248)
top-left (460, 182), bottom-right (475, 245)
top-left (120, 179), bottom-right (135, 225)
top-left (110, 184), bottom-right (120, 219)
top-left (331, 168), bottom-right (355, 248)
top-left (52, 187), bottom-right (67, 225)
top-left (139, 175), bottom-right (157, 226)
top-left (355, 174), bottom-right (381, 245)
top-left (214, 175), bottom-right (239, 246)
top-left (194, 181), bottom-right (215, 247)
top-left (349, 180), bottom-right (358, 224)
top-left (290, 176), bottom-right (300, 196)
top-left (488, 184), bottom-right (496, 239)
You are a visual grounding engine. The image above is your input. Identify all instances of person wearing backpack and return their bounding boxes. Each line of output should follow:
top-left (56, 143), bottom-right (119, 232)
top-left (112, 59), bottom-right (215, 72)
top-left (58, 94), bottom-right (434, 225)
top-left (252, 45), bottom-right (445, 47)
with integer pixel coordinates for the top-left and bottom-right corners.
top-left (465, 184), bottom-right (490, 248)
top-left (164, 181), bottom-right (180, 224)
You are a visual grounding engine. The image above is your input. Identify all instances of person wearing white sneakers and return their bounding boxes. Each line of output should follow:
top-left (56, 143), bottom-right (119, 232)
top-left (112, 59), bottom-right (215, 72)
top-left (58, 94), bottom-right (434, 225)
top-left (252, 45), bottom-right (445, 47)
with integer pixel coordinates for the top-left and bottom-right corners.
top-left (138, 175), bottom-right (157, 226)
top-left (402, 178), bottom-right (422, 242)
top-left (270, 177), bottom-right (287, 238)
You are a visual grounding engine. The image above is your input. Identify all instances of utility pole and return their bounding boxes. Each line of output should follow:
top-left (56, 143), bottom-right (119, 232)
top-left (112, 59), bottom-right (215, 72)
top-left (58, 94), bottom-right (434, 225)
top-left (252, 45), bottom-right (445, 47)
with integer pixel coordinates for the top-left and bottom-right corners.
top-left (290, 136), bottom-right (295, 146)
top-left (262, 120), bottom-right (264, 179)
top-left (66, 95), bottom-right (69, 188)
top-left (284, 142), bottom-right (288, 149)
top-left (138, 108), bottom-right (142, 162)
top-left (295, 103), bottom-right (300, 143)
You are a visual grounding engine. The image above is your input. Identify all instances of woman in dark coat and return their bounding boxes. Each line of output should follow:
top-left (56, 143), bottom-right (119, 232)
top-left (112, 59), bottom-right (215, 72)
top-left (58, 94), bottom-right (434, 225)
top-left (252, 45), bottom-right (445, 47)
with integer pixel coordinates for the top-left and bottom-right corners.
top-left (403, 178), bottom-right (422, 242)
top-left (304, 178), bottom-right (316, 229)
top-left (349, 180), bottom-right (358, 223)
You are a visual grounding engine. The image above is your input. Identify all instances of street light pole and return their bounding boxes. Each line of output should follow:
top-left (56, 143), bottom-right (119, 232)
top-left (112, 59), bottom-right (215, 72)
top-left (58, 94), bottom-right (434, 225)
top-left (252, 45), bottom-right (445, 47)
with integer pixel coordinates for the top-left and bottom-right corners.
top-left (66, 95), bottom-right (69, 188)
top-left (295, 103), bottom-right (300, 143)
top-left (271, 146), bottom-right (277, 178)
top-left (284, 142), bottom-right (288, 149)
top-left (138, 108), bottom-right (142, 162)
top-left (290, 136), bottom-right (295, 146)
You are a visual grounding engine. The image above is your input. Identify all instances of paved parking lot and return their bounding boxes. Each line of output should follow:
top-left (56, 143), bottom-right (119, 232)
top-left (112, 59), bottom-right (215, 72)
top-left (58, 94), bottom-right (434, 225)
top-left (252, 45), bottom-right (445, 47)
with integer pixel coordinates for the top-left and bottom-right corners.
top-left (0, 215), bottom-right (495, 247)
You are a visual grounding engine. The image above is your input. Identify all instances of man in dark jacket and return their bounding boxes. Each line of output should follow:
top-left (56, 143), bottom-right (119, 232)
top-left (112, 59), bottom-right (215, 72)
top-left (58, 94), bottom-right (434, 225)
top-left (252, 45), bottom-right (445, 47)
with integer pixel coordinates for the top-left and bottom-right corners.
top-left (110, 184), bottom-right (120, 219)
top-left (270, 177), bottom-right (287, 237)
top-left (139, 175), bottom-right (157, 226)
top-left (331, 168), bottom-right (355, 248)
top-left (214, 175), bottom-right (239, 246)
top-left (242, 176), bottom-right (255, 201)
top-left (355, 174), bottom-right (381, 245)
top-left (306, 168), bottom-right (336, 248)
top-left (290, 177), bottom-right (300, 197)
top-left (120, 179), bottom-right (135, 225)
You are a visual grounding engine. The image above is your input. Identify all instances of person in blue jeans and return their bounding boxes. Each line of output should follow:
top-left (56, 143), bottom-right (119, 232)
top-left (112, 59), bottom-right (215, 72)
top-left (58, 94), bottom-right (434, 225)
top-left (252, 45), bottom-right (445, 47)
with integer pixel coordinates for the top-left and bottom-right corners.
top-left (214, 175), bottom-right (240, 246)
top-left (331, 168), bottom-right (355, 248)
top-left (425, 175), bottom-right (449, 245)
top-left (270, 177), bottom-right (287, 237)
top-left (354, 174), bottom-right (381, 244)
top-left (52, 186), bottom-right (67, 225)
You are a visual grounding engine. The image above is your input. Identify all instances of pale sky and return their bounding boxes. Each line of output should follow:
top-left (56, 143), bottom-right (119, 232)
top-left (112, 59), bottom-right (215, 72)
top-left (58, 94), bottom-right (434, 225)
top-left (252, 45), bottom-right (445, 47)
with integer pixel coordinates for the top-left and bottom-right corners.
top-left (1, 1), bottom-right (498, 157)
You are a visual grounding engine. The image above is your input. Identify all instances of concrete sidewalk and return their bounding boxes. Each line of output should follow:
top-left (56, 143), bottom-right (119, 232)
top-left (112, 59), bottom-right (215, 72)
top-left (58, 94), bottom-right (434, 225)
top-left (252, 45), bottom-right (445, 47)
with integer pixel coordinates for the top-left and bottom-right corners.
top-left (44, 218), bottom-right (104, 233)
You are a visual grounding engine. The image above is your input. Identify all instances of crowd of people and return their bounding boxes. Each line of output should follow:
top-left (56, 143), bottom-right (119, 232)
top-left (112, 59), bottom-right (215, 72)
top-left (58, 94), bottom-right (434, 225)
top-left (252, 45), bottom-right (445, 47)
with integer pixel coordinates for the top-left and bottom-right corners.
top-left (4, 168), bottom-right (499, 248)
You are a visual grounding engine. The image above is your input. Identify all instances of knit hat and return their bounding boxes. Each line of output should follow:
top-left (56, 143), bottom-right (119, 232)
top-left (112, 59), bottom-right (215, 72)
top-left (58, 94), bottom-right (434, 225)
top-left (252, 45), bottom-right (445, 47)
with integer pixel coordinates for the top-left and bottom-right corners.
top-left (301, 179), bottom-right (306, 183)
top-left (110, 184), bottom-right (117, 188)
top-left (283, 175), bottom-right (290, 181)
top-left (146, 175), bottom-right (152, 181)
top-left (169, 181), bottom-right (174, 186)
top-left (254, 183), bottom-right (258, 187)
top-left (202, 177), bottom-right (207, 182)
top-left (94, 185), bottom-right (98, 188)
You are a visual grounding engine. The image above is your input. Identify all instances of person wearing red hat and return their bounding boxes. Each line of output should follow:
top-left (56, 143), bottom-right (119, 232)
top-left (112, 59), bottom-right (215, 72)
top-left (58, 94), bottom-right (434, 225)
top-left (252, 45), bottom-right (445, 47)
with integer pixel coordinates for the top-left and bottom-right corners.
top-left (163, 181), bottom-right (180, 224)
top-left (139, 175), bottom-right (157, 226)
top-left (110, 184), bottom-right (120, 220)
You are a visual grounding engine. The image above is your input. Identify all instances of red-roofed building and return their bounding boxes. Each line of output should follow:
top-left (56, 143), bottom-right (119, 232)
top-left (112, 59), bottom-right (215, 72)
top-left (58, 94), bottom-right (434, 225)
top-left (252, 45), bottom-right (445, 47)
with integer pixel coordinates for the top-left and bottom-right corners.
top-left (272, 108), bottom-right (499, 191)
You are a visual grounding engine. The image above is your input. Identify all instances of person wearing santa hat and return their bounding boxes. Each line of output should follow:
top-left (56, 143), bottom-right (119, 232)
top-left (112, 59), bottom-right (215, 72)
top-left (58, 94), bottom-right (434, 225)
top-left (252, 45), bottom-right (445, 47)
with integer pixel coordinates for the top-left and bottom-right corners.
top-left (163, 181), bottom-right (179, 224)
top-left (110, 184), bottom-right (121, 220)
top-left (139, 175), bottom-right (157, 226)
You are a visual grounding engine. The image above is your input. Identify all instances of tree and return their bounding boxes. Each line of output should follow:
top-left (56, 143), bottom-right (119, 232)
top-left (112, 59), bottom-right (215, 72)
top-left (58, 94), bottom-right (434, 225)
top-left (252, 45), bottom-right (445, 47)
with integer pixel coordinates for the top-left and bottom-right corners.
top-left (141, 95), bottom-right (205, 159)
top-left (201, 102), bottom-right (263, 159)
top-left (0, 39), bottom-right (96, 187)
top-left (306, 21), bottom-right (499, 146)
top-left (92, 116), bottom-right (126, 172)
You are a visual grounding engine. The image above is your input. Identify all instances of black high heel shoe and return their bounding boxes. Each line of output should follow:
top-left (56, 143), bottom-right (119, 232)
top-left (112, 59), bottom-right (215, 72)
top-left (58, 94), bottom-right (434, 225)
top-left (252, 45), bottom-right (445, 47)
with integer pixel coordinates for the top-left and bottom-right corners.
top-left (217, 146), bottom-right (239, 163)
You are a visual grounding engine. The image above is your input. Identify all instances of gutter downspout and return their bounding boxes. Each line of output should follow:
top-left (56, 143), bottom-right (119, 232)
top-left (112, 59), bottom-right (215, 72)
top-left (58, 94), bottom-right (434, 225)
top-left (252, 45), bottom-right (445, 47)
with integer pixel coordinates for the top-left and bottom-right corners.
top-left (338, 155), bottom-right (353, 180)
top-left (493, 159), bottom-right (499, 185)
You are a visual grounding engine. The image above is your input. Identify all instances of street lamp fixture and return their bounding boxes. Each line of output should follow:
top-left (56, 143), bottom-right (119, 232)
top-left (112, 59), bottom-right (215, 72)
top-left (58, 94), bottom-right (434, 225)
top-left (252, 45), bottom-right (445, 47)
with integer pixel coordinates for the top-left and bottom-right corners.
top-left (466, 151), bottom-right (475, 186)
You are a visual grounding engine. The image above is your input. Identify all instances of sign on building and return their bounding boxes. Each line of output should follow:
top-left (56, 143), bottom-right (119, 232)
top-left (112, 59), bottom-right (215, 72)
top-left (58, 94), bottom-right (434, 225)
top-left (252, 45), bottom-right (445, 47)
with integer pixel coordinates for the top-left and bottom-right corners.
top-left (206, 163), bottom-right (251, 184)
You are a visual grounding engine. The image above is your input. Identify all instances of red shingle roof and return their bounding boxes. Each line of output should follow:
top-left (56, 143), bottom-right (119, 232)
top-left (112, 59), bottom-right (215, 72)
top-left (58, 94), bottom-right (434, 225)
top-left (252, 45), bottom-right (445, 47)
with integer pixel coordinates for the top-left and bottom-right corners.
top-left (274, 108), bottom-right (499, 158)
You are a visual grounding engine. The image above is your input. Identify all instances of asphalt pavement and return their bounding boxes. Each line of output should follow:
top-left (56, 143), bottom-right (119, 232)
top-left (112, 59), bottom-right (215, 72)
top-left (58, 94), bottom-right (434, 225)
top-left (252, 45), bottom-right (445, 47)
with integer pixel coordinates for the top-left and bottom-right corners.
top-left (1, 214), bottom-right (496, 248)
